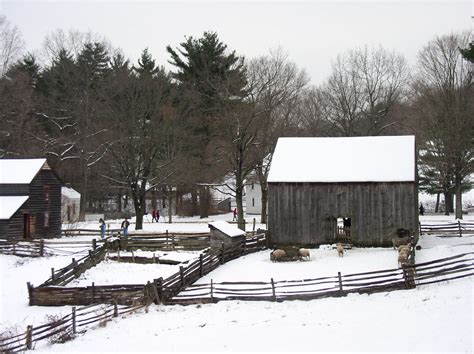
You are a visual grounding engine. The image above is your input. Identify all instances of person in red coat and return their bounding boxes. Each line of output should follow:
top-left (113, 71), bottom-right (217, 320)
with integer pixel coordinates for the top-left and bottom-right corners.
top-left (152, 208), bottom-right (157, 222)
top-left (233, 207), bottom-right (237, 221)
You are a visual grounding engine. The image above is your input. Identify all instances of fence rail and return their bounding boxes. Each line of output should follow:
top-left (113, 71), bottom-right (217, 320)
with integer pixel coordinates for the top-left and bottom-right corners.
top-left (0, 302), bottom-right (146, 352)
top-left (166, 252), bottom-right (474, 305)
top-left (419, 221), bottom-right (474, 236)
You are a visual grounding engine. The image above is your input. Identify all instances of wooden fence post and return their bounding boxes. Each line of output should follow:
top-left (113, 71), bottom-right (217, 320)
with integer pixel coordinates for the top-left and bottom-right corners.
top-left (113, 301), bottom-right (118, 317)
top-left (172, 234), bottom-right (175, 251)
top-left (419, 221), bottom-right (422, 236)
top-left (25, 325), bottom-right (33, 350)
top-left (51, 268), bottom-right (55, 281)
top-left (166, 230), bottom-right (169, 249)
top-left (153, 253), bottom-right (156, 264)
top-left (131, 250), bottom-right (135, 263)
top-left (92, 238), bottom-right (97, 251)
top-left (72, 307), bottom-right (76, 334)
top-left (153, 279), bottom-right (161, 304)
top-left (199, 254), bottom-right (204, 277)
top-left (39, 239), bottom-right (44, 257)
top-left (157, 277), bottom-right (163, 303)
top-left (118, 249), bottom-right (121, 262)
top-left (26, 282), bottom-right (33, 305)
top-left (91, 282), bottom-right (95, 303)
top-left (179, 266), bottom-right (185, 287)
top-left (210, 279), bottom-right (214, 302)
top-left (253, 218), bottom-right (256, 235)
top-left (337, 272), bottom-right (344, 297)
top-left (458, 220), bottom-right (462, 237)
top-left (271, 278), bottom-right (276, 301)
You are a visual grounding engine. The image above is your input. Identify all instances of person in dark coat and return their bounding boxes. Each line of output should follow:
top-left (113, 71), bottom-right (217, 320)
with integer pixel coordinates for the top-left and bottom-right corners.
top-left (152, 208), bottom-right (157, 222)
top-left (121, 218), bottom-right (130, 237)
top-left (99, 218), bottom-right (106, 239)
top-left (419, 203), bottom-right (425, 216)
top-left (156, 209), bottom-right (160, 222)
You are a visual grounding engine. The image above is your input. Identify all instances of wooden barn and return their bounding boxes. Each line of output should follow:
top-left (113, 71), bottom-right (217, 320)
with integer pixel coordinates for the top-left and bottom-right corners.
top-left (267, 136), bottom-right (418, 247)
top-left (0, 159), bottom-right (62, 240)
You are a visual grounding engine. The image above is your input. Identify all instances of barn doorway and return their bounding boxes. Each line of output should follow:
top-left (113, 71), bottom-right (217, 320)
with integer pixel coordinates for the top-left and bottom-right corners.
top-left (336, 217), bottom-right (351, 242)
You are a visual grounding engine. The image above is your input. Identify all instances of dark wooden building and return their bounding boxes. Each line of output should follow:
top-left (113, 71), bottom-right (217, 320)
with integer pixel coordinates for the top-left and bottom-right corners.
top-left (209, 221), bottom-right (246, 249)
top-left (267, 136), bottom-right (418, 247)
top-left (0, 159), bottom-right (62, 240)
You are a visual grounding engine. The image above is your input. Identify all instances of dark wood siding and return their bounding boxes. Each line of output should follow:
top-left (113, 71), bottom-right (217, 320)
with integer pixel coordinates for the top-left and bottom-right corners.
top-left (0, 168), bottom-right (62, 240)
top-left (268, 182), bottom-right (418, 247)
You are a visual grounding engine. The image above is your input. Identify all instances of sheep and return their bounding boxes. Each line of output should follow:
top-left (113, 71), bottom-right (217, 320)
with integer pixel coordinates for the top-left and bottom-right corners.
top-left (392, 236), bottom-right (411, 249)
top-left (398, 251), bottom-right (409, 267)
top-left (398, 244), bottom-right (411, 253)
top-left (270, 249), bottom-right (286, 262)
top-left (336, 243), bottom-right (344, 257)
top-left (298, 248), bottom-right (310, 261)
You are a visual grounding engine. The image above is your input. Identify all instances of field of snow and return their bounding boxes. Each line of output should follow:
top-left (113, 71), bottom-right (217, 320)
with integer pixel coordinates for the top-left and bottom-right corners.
top-left (0, 214), bottom-right (473, 352)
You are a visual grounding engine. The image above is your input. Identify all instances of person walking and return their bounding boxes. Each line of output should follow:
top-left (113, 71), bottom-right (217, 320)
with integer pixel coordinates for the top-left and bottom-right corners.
top-left (121, 218), bottom-right (130, 237)
top-left (419, 203), bottom-right (425, 216)
top-left (99, 218), bottom-right (106, 239)
top-left (156, 209), bottom-right (160, 222)
top-left (233, 207), bottom-right (237, 221)
top-left (152, 208), bottom-right (157, 223)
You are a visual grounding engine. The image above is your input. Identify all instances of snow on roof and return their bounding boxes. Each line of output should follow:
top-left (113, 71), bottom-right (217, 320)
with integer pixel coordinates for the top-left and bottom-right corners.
top-left (268, 136), bottom-right (415, 183)
top-left (0, 159), bottom-right (47, 184)
top-left (0, 196), bottom-right (29, 219)
top-left (62, 186), bottom-right (81, 199)
top-left (208, 221), bottom-right (246, 237)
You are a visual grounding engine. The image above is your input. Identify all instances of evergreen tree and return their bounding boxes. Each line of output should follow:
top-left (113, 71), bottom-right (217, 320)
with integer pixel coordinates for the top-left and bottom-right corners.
top-left (460, 42), bottom-right (474, 63)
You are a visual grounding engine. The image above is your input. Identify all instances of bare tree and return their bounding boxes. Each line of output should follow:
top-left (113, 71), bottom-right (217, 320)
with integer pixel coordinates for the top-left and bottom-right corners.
top-left (414, 32), bottom-right (473, 219)
top-left (319, 46), bottom-right (409, 136)
top-left (244, 48), bottom-right (309, 223)
top-left (0, 15), bottom-right (25, 76)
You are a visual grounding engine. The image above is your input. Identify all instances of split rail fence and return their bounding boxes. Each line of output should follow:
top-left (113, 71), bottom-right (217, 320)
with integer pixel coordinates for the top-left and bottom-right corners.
top-left (0, 302), bottom-right (146, 352)
top-left (167, 252), bottom-right (474, 305)
top-left (419, 221), bottom-right (474, 236)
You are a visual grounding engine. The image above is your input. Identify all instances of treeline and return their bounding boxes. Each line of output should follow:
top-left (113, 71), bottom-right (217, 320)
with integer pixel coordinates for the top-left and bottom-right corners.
top-left (0, 16), bottom-right (472, 226)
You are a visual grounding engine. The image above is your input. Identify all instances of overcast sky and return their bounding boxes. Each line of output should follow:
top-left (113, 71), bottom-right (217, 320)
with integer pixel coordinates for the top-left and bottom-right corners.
top-left (0, 1), bottom-right (471, 84)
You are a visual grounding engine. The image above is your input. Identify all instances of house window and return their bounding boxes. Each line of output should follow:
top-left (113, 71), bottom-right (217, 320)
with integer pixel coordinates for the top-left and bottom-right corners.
top-left (44, 186), bottom-right (50, 202)
top-left (44, 212), bottom-right (50, 227)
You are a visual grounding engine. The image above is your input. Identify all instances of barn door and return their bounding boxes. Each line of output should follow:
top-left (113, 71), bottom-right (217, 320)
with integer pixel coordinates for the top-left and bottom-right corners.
top-left (24, 214), bottom-right (36, 239)
top-left (324, 217), bottom-right (337, 240)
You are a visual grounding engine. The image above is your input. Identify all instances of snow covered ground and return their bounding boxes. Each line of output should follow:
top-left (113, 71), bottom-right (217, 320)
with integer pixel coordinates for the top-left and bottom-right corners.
top-left (0, 214), bottom-right (473, 352)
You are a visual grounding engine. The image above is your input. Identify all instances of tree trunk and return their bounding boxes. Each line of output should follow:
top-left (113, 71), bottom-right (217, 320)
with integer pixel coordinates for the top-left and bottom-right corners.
top-left (260, 186), bottom-right (268, 224)
top-left (199, 185), bottom-right (209, 219)
top-left (151, 188), bottom-right (157, 209)
top-left (191, 189), bottom-right (198, 216)
top-left (435, 193), bottom-right (440, 213)
top-left (449, 193), bottom-right (454, 213)
top-left (78, 167), bottom-right (88, 222)
top-left (455, 176), bottom-right (463, 219)
top-left (443, 192), bottom-right (450, 216)
top-left (117, 189), bottom-right (122, 213)
top-left (168, 186), bottom-right (173, 223)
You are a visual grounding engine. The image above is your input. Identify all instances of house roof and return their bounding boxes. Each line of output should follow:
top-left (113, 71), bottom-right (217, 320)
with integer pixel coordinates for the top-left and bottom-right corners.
top-left (0, 196), bottom-right (29, 220)
top-left (62, 187), bottom-right (81, 199)
top-left (267, 136), bottom-right (415, 183)
top-left (0, 159), bottom-right (48, 184)
top-left (208, 221), bottom-right (246, 237)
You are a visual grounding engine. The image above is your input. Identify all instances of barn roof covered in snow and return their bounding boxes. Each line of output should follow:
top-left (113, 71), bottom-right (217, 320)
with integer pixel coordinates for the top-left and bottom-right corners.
top-left (62, 187), bottom-right (81, 199)
top-left (208, 221), bottom-right (246, 237)
top-left (0, 196), bottom-right (29, 219)
top-left (0, 159), bottom-right (48, 184)
top-left (267, 136), bottom-right (415, 183)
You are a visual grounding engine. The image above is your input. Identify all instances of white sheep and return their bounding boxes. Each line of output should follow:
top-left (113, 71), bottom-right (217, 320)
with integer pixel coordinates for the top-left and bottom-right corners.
top-left (398, 244), bottom-right (411, 253)
top-left (270, 249), bottom-right (286, 262)
top-left (398, 250), bottom-right (409, 267)
top-left (298, 248), bottom-right (310, 261)
top-left (336, 243), bottom-right (344, 257)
